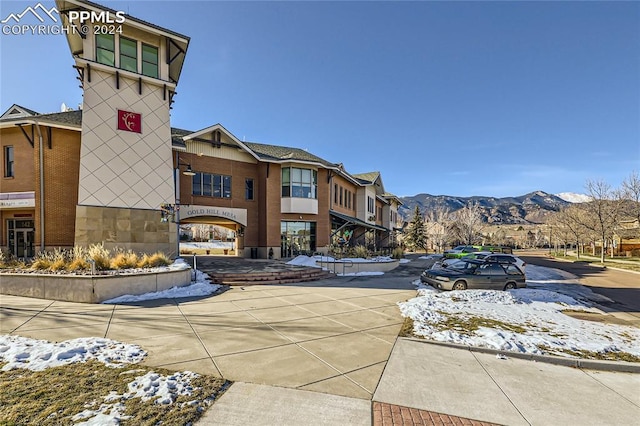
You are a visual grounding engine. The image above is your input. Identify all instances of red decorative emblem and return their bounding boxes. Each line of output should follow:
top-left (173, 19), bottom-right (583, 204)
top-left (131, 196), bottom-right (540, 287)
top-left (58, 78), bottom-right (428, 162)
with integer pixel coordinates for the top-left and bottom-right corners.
top-left (117, 110), bottom-right (142, 133)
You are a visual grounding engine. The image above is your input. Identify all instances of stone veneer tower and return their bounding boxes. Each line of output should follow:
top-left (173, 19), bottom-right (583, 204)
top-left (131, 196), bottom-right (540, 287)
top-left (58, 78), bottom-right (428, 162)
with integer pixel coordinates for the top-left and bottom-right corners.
top-left (56, 0), bottom-right (189, 254)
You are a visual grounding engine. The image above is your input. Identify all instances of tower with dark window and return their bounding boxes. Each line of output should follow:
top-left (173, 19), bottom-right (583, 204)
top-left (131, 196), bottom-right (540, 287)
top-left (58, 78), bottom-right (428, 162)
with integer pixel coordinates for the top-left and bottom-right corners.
top-left (57, 0), bottom-right (189, 254)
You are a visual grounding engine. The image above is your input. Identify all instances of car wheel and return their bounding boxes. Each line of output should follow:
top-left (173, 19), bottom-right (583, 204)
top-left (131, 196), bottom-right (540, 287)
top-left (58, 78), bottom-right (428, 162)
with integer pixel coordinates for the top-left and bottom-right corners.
top-left (452, 281), bottom-right (467, 291)
top-left (504, 282), bottom-right (516, 291)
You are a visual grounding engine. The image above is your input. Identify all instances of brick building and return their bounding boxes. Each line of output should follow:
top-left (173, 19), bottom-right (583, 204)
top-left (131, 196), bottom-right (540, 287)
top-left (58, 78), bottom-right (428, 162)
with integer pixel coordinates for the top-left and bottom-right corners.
top-left (0, 0), bottom-right (401, 259)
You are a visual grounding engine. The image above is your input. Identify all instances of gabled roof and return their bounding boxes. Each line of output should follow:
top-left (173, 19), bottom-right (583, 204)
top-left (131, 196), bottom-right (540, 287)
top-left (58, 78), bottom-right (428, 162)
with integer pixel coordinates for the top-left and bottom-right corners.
top-left (243, 142), bottom-right (338, 168)
top-left (171, 127), bottom-right (191, 150)
top-left (353, 171), bottom-right (381, 185)
top-left (0, 104), bottom-right (39, 119)
top-left (0, 109), bottom-right (82, 130)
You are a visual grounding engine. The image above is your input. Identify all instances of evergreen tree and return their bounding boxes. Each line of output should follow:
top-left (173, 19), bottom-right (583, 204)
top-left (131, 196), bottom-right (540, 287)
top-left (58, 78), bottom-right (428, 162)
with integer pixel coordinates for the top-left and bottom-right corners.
top-left (405, 206), bottom-right (428, 252)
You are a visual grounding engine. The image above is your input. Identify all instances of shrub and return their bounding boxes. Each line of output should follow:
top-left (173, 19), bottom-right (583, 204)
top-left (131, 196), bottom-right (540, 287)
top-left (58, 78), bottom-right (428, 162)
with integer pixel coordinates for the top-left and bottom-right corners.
top-left (68, 257), bottom-right (90, 272)
top-left (31, 251), bottom-right (54, 270)
top-left (88, 243), bottom-right (111, 270)
top-left (353, 245), bottom-right (369, 259)
top-left (110, 250), bottom-right (139, 270)
top-left (148, 252), bottom-right (170, 267)
top-left (391, 247), bottom-right (404, 260)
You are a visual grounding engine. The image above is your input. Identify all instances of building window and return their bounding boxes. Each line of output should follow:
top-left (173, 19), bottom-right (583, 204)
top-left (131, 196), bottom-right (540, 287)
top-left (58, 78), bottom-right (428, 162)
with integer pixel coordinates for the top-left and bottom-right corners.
top-left (367, 196), bottom-right (374, 214)
top-left (245, 178), bottom-right (254, 200)
top-left (347, 191), bottom-right (352, 209)
top-left (281, 167), bottom-right (317, 199)
top-left (96, 33), bottom-right (115, 66)
top-left (192, 172), bottom-right (232, 198)
top-left (281, 221), bottom-right (316, 257)
top-left (119, 37), bottom-right (137, 72)
top-left (3, 146), bottom-right (14, 177)
top-left (142, 43), bottom-right (159, 78)
top-left (339, 187), bottom-right (343, 206)
top-left (334, 184), bottom-right (338, 204)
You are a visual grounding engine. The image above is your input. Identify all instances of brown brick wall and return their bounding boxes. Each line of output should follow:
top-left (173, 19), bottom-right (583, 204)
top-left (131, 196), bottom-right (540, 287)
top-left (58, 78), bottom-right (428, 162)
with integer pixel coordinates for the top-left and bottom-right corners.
top-left (1, 127), bottom-right (37, 248)
top-left (330, 174), bottom-right (358, 217)
top-left (1, 126), bottom-right (80, 250)
top-left (35, 128), bottom-right (81, 248)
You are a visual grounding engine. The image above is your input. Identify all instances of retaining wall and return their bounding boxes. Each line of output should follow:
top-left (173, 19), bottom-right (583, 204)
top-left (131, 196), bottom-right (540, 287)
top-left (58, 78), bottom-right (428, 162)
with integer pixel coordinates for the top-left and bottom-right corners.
top-left (318, 259), bottom-right (400, 275)
top-left (0, 269), bottom-right (192, 303)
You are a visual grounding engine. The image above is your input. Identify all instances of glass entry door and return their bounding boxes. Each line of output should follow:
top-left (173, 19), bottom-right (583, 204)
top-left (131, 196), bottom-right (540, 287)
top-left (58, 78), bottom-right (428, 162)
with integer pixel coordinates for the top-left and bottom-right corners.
top-left (7, 219), bottom-right (35, 258)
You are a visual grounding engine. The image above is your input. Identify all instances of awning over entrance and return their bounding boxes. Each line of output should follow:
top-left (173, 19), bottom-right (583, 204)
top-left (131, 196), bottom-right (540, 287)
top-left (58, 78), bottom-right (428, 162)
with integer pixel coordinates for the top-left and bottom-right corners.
top-left (330, 210), bottom-right (388, 233)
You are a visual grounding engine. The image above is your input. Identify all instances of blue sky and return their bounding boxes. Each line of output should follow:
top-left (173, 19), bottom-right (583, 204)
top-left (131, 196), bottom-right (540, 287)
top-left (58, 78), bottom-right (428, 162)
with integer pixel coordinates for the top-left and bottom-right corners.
top-left (1, 0), bottom-right (638, 198)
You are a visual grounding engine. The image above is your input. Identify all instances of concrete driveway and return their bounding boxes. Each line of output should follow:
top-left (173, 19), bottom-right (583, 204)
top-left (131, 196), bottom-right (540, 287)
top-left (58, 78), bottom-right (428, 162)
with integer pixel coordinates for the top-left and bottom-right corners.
top-left (1, 257), bottom-right (424, 400)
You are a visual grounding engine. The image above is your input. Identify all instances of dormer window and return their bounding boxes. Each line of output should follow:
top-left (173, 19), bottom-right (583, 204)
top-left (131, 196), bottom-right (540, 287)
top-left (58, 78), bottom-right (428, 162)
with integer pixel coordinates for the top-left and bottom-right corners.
top-left (96, 33), bottom-right (115, 66)
top-left (119, 37), bottom-right (137, 72)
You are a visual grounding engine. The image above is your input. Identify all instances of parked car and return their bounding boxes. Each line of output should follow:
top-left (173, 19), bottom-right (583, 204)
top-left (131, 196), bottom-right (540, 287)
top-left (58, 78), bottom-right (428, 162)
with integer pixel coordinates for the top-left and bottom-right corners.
top-left (481, 253), bottom-right (526, 272)
top-left (432, 251), bottom-right (491, 269)
top-left (443, 245), bottom-right (481, 259)
top-left (420, 259), bottom-right (526, 291)
top-left (479, 245), bottom-right (513, 254)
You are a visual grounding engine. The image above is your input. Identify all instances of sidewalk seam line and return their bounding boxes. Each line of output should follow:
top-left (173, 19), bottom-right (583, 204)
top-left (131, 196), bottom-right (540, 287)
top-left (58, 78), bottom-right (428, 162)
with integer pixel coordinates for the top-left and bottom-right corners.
top-left (175, 299), bottom-right (224, 378)
top-left (471, 350), bottom-right (532, 426)
top-left (579, 368), bottom-right (640, 409)
top-left (103, 304), bottom-right (116, 339)
top-left (10, 300), bottom-right (56, 333)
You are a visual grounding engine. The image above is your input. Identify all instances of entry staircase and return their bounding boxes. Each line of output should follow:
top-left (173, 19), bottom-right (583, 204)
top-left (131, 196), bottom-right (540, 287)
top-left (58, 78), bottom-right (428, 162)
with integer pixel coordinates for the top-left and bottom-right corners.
top-left (185, 256), bottom-right (334, 286)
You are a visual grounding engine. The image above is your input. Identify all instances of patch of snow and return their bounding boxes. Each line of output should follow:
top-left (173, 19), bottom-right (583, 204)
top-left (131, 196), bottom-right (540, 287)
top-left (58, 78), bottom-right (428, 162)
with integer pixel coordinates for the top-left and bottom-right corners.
top-left (71, 370), bottom-right (200, 424)
top-left (0, 336), bottom-right (146, 371)
top-left (556, 192), bottom-right (592, 203)
top-left (400, 265), bottom-right (639, 358)
top-left (102, 270), bottom-right (222, 304)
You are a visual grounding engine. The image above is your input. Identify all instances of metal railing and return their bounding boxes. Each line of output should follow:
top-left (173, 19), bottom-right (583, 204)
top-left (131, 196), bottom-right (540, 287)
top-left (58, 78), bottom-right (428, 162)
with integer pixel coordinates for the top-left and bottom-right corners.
top-left (316, 256), bottom-right (354, 276)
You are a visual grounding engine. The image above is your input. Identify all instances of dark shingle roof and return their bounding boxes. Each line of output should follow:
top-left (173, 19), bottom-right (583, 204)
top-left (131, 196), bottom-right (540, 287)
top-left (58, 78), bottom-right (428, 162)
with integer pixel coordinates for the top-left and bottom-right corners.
top-left (0, 109), bottom-right (82, 127)
top-left (242, 141), bottom-right (337, 167)
top-left (171, 127), bottom-right (191, 149)
top-left (352, 171), bottom-right (380, 185)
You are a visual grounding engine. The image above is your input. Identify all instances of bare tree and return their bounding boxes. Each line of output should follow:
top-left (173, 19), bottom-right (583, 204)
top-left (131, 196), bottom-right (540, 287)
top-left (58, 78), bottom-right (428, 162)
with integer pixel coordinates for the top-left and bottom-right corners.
top-left (553, 205), bottom-right (589, 259)
top-left (192, 224), bottom-right (210, 242)
top-left (425, 206), bottom-right (451, 252)
top-left (451, 202), bottom-right (484, 245)
top-left (620, 171), bottom-right (640, 222)
top-left (581, 179), bottom-right (624, 262)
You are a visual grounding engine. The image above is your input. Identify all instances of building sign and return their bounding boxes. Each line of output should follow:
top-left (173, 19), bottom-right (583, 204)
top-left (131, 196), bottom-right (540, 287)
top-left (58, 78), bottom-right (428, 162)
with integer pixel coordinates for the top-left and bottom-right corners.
top-left (117, 109), bottom-right (142, 133)
top-left (0, 191), bottom-right (35, 209)
top-left (180, 205), bottom-right (247, 226)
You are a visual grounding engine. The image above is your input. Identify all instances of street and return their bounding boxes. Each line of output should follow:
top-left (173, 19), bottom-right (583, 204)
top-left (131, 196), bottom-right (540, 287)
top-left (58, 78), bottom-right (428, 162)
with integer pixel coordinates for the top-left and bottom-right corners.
top-left (519, 250), bottom-right (640, 327)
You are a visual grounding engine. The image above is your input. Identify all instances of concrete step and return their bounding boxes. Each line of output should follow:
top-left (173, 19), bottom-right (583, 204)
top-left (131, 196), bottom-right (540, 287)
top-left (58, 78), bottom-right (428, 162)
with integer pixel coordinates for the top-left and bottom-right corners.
top-left (207, 267), bottom-right (332, 285)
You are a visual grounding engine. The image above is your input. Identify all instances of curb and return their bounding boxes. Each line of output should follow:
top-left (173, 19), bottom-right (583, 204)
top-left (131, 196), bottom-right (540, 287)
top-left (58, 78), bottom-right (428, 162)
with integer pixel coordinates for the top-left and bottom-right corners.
top-left (400, 337), bottom-right (640, 373)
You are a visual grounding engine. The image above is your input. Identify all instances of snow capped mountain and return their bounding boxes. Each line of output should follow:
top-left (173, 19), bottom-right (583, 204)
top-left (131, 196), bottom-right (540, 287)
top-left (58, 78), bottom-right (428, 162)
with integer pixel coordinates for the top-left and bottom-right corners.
top-left (555, 192), bottom-right (592, 203)
top-left (399, 191), bottom-right (569, 225)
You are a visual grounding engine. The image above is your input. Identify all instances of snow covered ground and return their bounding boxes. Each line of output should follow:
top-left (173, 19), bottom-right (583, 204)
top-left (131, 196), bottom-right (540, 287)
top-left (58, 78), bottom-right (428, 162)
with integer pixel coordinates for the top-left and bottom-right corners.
top-left (0, 335), bottom-right (202, 425)
top-left (400, 264), bottom-right (639, 359)
top-left (102, 269), bottom-right (222, 304)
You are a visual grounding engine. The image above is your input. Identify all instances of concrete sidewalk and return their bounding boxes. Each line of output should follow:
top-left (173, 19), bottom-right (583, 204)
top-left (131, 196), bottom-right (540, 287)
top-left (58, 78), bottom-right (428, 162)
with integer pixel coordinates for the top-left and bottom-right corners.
top-left (374, 339), bottom-right (640, 425)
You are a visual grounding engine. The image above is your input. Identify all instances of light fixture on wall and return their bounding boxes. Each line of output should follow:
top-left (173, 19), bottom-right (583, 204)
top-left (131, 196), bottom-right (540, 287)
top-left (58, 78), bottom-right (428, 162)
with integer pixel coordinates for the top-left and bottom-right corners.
top-left (179, 161), bottom-right (196, 176)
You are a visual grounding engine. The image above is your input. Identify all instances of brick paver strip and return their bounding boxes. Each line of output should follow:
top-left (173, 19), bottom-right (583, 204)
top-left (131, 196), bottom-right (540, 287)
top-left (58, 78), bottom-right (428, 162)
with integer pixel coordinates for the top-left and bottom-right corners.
top-left (373, 402), bottom-right (501, 426)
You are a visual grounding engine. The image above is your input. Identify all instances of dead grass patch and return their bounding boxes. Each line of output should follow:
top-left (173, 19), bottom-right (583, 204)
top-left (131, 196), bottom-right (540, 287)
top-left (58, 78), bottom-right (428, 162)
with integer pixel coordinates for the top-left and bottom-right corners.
top-left (399, 316), bottom-right (417, 338)
top-left (0, 360), bottom-right (229, 425)
top-left (537, 345), bottom-right (640, 363)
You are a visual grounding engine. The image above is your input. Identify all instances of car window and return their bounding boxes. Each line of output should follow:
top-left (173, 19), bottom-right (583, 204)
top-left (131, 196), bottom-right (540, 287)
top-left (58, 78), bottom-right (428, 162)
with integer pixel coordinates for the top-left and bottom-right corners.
top-left (477, 263), bottom-right (505, 275)
top-left (505, 264), bottom-right (523, 275)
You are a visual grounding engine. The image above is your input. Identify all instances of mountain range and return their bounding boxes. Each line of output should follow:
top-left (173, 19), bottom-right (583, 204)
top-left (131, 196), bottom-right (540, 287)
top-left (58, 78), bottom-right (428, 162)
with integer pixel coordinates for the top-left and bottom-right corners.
top-left (397, 190), bottom-right (584, 225)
